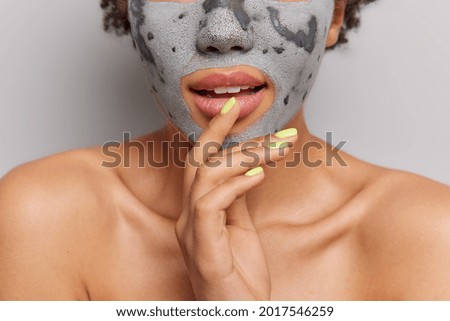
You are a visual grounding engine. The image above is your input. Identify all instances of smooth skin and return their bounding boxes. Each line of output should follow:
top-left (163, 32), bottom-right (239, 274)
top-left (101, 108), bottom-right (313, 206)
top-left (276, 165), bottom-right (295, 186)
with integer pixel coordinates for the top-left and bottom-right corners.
top-left (1, 1), bottom-right (450, 300)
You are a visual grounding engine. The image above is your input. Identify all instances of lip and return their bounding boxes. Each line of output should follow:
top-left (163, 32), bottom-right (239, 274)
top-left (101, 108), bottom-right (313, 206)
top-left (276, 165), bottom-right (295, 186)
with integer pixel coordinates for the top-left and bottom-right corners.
top-left (191, 72), bottom-right (265, 91)
top-left (183, 68), bottom-right (271, 120)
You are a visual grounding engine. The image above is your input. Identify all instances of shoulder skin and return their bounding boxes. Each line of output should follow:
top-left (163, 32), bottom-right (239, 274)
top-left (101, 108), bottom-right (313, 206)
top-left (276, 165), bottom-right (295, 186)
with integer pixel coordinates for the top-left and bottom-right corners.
top-left (357, 170), bottom-right (450, 299)
top-left (0, 148), bottom-right (121, 300)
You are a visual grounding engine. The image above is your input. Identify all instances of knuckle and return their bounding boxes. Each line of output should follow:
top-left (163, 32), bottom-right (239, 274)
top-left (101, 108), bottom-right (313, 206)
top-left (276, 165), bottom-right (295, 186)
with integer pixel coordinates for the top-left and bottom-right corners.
top-left (193, 198), bottom-right (212, 216)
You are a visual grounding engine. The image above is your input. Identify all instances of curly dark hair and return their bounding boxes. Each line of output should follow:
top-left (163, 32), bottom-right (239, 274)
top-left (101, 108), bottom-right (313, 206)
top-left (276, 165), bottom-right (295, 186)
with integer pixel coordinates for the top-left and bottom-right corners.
top-left (100, 0), bottom-right (378, 47)
top-left (335, 0), bottom-right (378, 48)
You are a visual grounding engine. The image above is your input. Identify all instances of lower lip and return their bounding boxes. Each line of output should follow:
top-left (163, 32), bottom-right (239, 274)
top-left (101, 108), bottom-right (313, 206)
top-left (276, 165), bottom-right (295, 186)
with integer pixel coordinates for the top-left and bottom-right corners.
top-left (192, 89), bottom-right (265, 119)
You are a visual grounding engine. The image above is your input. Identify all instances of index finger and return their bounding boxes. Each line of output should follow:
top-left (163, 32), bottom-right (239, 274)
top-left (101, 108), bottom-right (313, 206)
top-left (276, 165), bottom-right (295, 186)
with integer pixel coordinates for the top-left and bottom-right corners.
top-left (183, 97), bottom-right (240, 200)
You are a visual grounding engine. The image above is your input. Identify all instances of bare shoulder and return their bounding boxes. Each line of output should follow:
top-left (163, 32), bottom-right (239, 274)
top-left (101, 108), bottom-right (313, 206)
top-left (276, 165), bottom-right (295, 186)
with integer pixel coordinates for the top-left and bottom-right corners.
top-left (363, 169), bottom-right (450, 217)
top-left (357, 169), bottom-right (450, 299)
top-left (0, 148), bottom-right (122, 299)
top-left (0, 148), bottom-right (121, 215)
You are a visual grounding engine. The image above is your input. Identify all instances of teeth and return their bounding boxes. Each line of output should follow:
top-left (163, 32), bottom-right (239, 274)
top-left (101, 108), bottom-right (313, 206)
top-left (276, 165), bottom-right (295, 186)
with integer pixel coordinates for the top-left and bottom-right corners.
top-left (212, 86), bottom-right (254, 94)
top-left (227, 87), bottom-right (241, 94)
top-left (214, 87), bottom-right (228, 94)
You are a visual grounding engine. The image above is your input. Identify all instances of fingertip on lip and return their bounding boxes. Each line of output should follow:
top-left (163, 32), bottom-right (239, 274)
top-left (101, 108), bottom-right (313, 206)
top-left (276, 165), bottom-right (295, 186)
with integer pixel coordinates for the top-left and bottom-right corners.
top-left (220, 97), bottom-right (237, 115)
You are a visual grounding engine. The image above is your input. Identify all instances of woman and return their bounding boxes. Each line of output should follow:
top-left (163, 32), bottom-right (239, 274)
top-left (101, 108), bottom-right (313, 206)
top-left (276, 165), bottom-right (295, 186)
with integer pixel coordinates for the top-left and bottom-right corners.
top-left (1, 0), bottom-right (449, 300)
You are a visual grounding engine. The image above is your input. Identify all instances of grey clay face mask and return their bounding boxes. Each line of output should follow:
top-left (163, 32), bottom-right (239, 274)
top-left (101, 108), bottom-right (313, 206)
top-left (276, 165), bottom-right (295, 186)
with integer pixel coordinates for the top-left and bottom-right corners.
top-left (129, 0), bottom-right (334, 145)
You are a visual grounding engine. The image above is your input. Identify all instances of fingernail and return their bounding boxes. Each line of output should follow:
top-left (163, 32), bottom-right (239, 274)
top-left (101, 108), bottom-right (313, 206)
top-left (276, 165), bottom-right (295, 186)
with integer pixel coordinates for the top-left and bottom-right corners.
top-left (220, 97), bottom-right (236, 115)
top-left (245, 166), bottom-right (264, 177)
top-left (266, 141), bottom-right (291, 149)
top-left (275, 128), bottom-right (298, 139)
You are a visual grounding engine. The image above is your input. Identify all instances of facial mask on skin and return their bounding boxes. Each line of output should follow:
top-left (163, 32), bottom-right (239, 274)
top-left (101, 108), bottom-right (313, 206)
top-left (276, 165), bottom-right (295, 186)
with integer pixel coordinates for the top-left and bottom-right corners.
top-left (129, 0), bottom-right (334, 146)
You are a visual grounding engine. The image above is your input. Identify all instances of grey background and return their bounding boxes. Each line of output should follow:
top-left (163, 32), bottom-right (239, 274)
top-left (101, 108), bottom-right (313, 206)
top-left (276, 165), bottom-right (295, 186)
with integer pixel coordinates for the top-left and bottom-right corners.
top-left (0, 0), bottom-right (449, 184)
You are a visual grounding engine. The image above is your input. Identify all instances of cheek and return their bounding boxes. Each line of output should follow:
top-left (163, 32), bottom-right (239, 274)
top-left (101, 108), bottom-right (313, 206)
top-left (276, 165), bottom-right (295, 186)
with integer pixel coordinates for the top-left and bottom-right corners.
top-left (261, 5), bottom-right (329, 91)
top-left (136, 16), bottom-right (194, 94)
top-left (266, 7), bottom-right (318, 54)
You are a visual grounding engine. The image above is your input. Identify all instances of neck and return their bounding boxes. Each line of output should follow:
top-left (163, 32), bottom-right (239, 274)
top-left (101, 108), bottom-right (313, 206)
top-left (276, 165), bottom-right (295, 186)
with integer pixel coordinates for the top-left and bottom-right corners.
top-left (159, 109), bottom-right (358, 224)
top-left (245, 109), bottom-right (337, 224)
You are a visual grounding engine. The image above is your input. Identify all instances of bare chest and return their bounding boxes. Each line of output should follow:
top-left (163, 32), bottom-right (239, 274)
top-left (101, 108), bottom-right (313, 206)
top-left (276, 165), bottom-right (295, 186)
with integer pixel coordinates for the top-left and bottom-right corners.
top-left (87, 216), bottom-right (374, 300)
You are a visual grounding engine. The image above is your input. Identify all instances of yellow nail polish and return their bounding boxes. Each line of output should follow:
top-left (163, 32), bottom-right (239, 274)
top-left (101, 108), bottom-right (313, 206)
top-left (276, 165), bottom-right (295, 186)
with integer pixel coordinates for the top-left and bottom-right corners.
top-left (245, 166), bottom-right (264, 177)
top-left (275, 128), bottom-right (298, 139)
top-left (220, 97), bottom-right (236, 115)
top-left (266, 141), bottom-right (290, 149)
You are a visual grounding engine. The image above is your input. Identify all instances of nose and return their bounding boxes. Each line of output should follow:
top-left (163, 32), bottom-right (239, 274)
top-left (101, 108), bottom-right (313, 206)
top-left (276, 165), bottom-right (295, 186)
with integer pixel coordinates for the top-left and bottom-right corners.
top-left (196, 3), bottom-right (254, 54)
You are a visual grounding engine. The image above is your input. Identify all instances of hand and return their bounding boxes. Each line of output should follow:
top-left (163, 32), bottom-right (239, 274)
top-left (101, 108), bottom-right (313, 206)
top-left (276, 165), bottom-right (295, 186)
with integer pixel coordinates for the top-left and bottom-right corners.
top-left (175, 98), bottom-right (298, 300)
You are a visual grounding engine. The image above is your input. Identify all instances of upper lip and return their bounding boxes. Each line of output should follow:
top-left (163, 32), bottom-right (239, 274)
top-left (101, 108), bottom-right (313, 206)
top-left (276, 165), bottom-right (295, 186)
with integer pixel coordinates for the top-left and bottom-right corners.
top-left (189, 72), bottom-right (266, 92)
